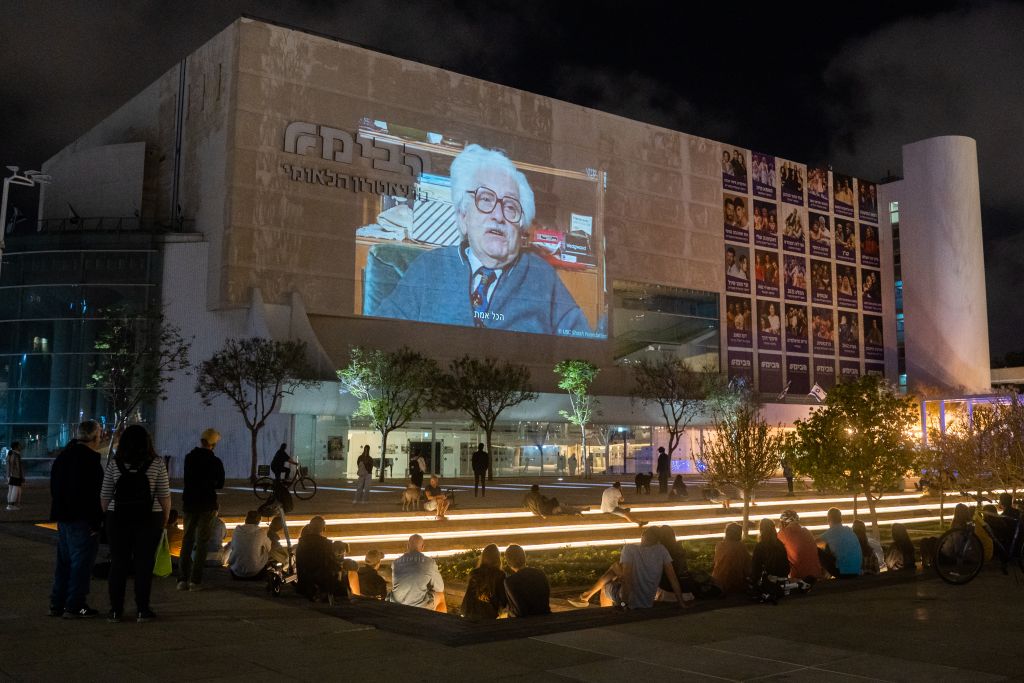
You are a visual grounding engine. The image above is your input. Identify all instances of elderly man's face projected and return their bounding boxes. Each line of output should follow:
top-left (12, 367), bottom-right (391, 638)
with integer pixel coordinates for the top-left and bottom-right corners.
top-left (459, 165), bottom-right (523, 269)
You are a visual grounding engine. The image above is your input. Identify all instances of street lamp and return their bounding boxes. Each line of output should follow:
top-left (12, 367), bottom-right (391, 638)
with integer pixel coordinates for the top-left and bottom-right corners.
top-left (1, 166), bottom-right (52, 279)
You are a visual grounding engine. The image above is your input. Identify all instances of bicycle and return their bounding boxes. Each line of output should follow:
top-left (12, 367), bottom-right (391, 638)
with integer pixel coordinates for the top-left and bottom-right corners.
top-left (933, 504), bottom-right (1024, 585)
top-left (254, 464), bottom-right (317, 502)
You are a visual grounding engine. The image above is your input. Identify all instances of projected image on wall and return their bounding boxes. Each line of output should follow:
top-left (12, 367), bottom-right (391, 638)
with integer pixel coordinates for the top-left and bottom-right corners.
top-left (353, 122), bottom-right (605, 339)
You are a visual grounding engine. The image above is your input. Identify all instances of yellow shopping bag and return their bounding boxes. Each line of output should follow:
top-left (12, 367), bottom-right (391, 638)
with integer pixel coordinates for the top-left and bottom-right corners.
top-left (153, 530), bottom-right (173, 577)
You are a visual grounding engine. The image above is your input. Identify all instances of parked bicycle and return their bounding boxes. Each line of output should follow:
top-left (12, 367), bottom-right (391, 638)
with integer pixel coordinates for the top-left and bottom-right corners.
top-left (254, 464), bottom-right (317, 502)
top-left (933, 502), bottom-right (1024, 585)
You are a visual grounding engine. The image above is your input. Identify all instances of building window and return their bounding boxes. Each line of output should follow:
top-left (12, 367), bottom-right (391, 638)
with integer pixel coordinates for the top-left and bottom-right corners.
top-left (612, 281), bottom-right (719, 369)
top-left (889, 201), bottom-right (899, 225)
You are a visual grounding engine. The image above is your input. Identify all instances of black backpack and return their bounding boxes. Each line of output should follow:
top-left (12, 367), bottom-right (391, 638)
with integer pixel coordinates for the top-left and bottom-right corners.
top-left (113, 459), bottom-right (153, 515)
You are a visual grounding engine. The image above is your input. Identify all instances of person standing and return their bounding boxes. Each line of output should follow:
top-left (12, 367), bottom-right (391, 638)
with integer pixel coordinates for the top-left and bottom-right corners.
top-left (49, 420), bottom-right (104, 618)
top-left (354, 445), bottom-right (373, 504)
top-left (781, 459), bottom-right (795, 496)
top-left (178, 428), bottom-right (225, 592)
top-left (471, 443), bottom-right (490, 497)
top-left (567, 454), bottom-right (578, 478)
top-left (5, 440), bottom-right (24, 510)
top-left (409, 448), bottom-right (425, 488)
top-left (101, 425), bottom-right (171, 622)
top-left (656, 447), bottom-right (670, 494)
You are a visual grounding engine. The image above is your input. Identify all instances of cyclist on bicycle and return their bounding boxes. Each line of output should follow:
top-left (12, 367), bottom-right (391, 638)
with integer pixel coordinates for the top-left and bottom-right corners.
top-left (270, 443), bottom-right (299, 483)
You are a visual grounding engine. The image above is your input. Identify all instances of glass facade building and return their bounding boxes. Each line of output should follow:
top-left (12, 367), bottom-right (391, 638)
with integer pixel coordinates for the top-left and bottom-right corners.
top-left (0, 231), bottom-right (161, 468)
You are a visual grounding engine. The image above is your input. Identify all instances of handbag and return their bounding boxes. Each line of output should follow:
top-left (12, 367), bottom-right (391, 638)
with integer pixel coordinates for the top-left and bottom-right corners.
top-left (153, 530), bottom-right (172, 577)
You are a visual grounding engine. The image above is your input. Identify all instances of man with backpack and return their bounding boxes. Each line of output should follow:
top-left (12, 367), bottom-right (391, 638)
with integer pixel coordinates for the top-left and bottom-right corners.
top-left (178, 428), bottom-right (225, 591)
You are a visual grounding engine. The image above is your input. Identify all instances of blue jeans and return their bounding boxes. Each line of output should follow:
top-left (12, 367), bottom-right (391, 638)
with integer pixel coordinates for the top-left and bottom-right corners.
top-left (354, 473), bottom-right (371, 502)
top-left (50, 520), bottom-right (100, 612)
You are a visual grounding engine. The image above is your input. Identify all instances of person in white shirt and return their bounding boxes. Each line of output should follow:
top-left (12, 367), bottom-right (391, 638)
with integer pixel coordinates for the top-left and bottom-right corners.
top-left (600, 482), bottom-right (646, 527)
top-left (227, 510), bottom-right (272, 579)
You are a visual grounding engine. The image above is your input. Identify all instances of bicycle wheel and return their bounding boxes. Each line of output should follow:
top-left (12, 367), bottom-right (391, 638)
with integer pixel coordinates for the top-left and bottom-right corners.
top-left (253, 476), bottom-right (275, 501)
top-left (933, 527), bottom-right (984, 585)
top-left (293, 476), bottom-right (317, 500)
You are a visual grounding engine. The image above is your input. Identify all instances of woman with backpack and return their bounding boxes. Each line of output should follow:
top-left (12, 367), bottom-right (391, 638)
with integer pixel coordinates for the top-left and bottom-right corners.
top-left (100, 425), bottom-right (170, 623)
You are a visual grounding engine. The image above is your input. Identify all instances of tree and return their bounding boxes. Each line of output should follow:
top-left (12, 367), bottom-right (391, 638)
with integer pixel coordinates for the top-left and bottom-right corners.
top-left (90, 308), bottom-right (192, 441)
top-left (196, 337), bottom-right (318, 481)
top-left (554, 360), bottom-right (599, 478)
top-left (630, 356), bottom-right (711, 460)
top-left (697, 387), bottom-right (785, 538)
top-left (437, 356), bottom-right (537, 480)
top-left (785, 374), bottom-right (919, 532)
top-left (337, 347), bottom-right (439, 482)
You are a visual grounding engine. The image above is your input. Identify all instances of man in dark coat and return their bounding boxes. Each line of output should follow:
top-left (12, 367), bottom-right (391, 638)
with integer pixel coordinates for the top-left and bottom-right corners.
top-left (178, 428), bottom-right (225, 591)
top-left (49, 420), bottom-right (104, 618)
top-left (471, 443), bottom-right (490, 497)
top-left (656, 447), bottom-right (671, 494)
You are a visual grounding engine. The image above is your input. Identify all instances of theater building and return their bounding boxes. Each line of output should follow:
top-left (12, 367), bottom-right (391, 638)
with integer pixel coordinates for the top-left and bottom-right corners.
top-left (0, 18), bottom-right (990, 478)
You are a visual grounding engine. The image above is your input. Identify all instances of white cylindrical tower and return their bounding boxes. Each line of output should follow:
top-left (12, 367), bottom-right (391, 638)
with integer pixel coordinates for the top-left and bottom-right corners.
top-left (899, 136), bottom-right (990, 392)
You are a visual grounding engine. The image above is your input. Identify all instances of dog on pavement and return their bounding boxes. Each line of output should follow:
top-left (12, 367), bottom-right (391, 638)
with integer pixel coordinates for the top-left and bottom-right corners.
top-left (401, 484), bottom-right (422, 511)
top-left (634, 472), bottom-right (653, 495)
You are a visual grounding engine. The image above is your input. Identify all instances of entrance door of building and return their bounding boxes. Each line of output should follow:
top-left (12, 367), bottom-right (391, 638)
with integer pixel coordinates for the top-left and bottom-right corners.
top-left (408, 441), bottom-right (442, 475)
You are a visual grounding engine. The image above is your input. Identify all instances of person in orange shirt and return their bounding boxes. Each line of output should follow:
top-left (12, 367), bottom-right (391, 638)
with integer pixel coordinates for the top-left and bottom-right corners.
top-left (777, 509), bottom-right (822, 582)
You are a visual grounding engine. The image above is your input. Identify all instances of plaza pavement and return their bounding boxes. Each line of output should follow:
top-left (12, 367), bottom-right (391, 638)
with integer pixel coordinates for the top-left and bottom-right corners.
top-left (2, 480), bottom-right (1021, 682)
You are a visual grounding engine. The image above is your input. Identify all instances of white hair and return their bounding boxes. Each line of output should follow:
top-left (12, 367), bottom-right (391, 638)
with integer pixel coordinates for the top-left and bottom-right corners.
top-left (450, 144), bottom-right (536, 228)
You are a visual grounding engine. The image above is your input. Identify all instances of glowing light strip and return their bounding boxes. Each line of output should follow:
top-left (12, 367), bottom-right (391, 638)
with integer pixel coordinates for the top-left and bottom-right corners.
top-left (324, 504), bottom-right (940, 545)
top-left (377, 515), bottom-right (944, 560)
top-left (220, 492), bottom-right (928, 530)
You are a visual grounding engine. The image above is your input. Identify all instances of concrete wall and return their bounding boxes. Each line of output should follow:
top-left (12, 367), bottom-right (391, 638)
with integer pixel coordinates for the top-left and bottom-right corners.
top-left (39, 142), bottom-right (146, 220)
top-left (898, 136), bottom-right (990, 392)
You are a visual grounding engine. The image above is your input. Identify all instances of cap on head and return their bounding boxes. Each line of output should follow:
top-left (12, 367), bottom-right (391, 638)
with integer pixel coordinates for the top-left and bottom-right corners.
top-left (200, 428), bottom-right (221, 447)
top-left (779, 509), bottom-right (799, 527)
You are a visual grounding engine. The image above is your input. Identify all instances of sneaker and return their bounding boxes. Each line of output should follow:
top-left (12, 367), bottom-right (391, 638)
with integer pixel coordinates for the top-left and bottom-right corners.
top-left (5, 505), bottom-right (19, 511)
top-left (107, 611), bottom-right (122, 623)
top-left (176, 581), bottom-right (189, 591)
top-left (137, 609), bottom-right (157, 623)
top-left (62, 606), bottom-right (99, 619)
top-left (188, 582), bottom-right (203, 592)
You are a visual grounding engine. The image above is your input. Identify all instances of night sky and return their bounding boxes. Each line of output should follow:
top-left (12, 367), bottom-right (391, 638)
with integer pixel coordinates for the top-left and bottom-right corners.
top-left (2, 1), bottom-right (1021, 359)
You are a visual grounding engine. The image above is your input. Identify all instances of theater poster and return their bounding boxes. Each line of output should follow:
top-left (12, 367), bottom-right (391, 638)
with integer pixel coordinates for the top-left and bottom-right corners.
top-left (725, 244), bottom-right (751, 294)
top-left (814, 358), bottom-right (836, 389)
top-left (778, 159), bottom-right (806, 206)
top-left (863, 314), bottom-right (884, 361)
top-left (833, 172), bottom-right (855, 218)
top-left (812, 307), bottom-right (835, 355)
top-left (752, 152), bottom-right (776, 199)
top-left (755, 250), bottom-right (780, 298)
top-left (784, 254), bottom-right (807, 302)
top-left (725, 296), bottom-right (753, 348)
top-left (808, 166), bottom-right (830, 211)
top-left (835, 218), bottom-right (857, 263)
top-left (728, 349), bottom-right (754, 384)
top-left (787, 356), bottom-right (810, 395)
top-left (839, 360), bottom-right (862, 382)
top-left (858, 179), bottom-right (878, 223)
top-left (859, 223), bottom-right (880, 268)
top-left (781, 205), bottom-right (806, 253)
top-left (838, 312), bottom-right (860, 358)
top-left (785, 304), bottom-right (809, 354)
top-left (759, 353), bottom-right (784, 395)
top-left (724, 193), bottom-right (750, 243)
top-left (836, 265), bottom-right (859, 309)
top-left (808, 212), bottom-right (831, 258)
top-left (861, 268), bottom-right (882, 313)
top-left (865, 362), bottom-right (885, 377)
top-left (756, 300), bottom-right (782, 351)
top-left (810, 259), bottom-right (833, 305)
top-left (722, 146), bottom-right (749, 193)
top-left (753, 200), bottom-right (778, 249)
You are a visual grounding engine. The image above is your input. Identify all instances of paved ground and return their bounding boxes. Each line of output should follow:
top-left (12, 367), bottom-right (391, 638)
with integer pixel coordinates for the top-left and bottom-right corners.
top-left (2, 515), bottom-right (1021, 682)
